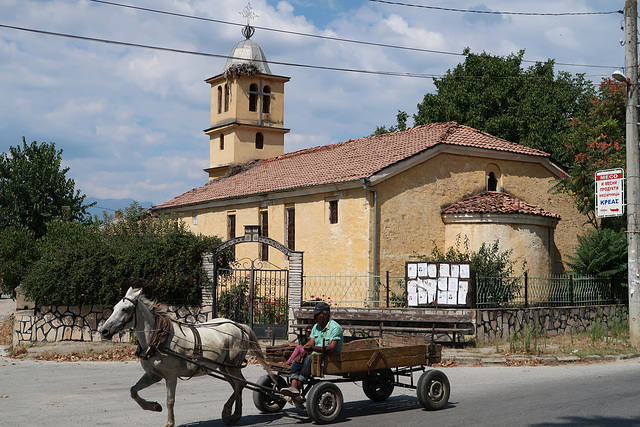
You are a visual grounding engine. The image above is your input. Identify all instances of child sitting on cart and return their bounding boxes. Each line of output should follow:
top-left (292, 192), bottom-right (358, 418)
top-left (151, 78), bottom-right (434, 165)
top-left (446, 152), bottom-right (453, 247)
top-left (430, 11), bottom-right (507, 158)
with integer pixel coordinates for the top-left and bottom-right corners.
top-left (286, 325), bottom-right (312, 365)
top-left (281, 301), bottom-right (343, 408)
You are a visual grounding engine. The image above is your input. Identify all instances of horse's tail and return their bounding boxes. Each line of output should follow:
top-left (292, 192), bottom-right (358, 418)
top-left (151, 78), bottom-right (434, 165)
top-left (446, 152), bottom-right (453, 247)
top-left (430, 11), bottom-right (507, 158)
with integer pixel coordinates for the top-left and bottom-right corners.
top-left (242, 324), bottom-right (277, 382)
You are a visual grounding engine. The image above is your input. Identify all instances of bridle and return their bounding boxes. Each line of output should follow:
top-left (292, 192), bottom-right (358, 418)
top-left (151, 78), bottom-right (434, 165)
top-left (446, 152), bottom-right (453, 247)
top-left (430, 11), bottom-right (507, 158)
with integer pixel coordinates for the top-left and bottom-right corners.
top-left (122, 296), bottom-right (138, 328)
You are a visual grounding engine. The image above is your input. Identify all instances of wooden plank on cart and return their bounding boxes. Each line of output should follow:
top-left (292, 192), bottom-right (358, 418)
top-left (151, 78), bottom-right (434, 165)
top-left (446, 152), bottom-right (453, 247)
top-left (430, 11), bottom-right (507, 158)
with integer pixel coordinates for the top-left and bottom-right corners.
top-left (311, 344), bottom-right (429, 376)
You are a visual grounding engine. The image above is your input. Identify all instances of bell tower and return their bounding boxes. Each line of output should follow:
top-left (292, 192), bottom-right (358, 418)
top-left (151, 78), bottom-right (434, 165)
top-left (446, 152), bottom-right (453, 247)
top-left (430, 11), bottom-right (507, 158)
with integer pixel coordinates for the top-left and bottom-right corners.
top-left (204, 6), bottom-right (290, 180)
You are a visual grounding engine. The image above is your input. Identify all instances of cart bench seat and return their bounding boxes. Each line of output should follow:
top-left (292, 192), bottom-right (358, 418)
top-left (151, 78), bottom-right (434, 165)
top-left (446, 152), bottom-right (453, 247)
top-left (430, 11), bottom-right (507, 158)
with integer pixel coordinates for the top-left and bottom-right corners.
top-left (293, 308), bottom-right (474, 345)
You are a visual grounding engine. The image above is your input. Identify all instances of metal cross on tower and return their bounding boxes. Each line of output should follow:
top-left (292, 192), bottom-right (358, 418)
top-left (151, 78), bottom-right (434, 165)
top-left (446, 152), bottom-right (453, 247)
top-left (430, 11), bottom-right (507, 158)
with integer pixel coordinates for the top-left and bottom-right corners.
top-left (240, 3), bottom-right (258, 39)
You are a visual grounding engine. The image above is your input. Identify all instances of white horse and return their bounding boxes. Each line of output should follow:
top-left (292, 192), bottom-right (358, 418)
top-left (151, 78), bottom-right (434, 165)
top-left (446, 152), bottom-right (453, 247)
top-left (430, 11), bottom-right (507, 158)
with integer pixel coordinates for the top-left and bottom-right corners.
top-left (99, 287), bottom-right (271, 427)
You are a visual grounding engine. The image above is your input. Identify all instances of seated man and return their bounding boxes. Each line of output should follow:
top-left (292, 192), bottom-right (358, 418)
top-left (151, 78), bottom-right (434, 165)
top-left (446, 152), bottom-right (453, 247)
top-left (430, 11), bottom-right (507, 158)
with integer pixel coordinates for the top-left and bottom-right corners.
top-left (282, 301), bottom-right (343, 406)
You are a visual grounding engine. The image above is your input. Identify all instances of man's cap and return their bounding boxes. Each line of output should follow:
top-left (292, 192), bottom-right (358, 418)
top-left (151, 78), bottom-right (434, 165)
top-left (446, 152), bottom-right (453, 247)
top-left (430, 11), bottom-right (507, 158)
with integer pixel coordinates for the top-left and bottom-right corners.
top-left (313, 301), bottom-right (330, 316)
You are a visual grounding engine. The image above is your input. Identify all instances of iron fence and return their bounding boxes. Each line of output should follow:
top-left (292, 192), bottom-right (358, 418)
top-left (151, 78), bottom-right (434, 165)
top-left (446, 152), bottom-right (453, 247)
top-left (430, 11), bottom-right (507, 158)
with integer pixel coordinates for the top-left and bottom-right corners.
top-left (476, 274), bottom-right (628, 308)
top-left (216, 267), bottom-right (289, 325)
top-left (303, 272), bottom-right (406, 307)
top-left (302, 272), bottom-right (628, 309)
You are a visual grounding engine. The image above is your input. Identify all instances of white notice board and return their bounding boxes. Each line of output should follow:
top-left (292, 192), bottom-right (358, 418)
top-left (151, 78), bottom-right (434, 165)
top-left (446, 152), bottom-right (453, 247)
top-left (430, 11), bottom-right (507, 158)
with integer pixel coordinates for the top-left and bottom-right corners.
top-left (405, 261), bottom-right (473, 307)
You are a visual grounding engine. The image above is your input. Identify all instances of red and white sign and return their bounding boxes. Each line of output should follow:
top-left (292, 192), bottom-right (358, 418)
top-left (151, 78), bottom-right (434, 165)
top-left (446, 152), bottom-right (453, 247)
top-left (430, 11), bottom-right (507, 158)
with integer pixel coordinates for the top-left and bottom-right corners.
top-left (595, 168), bottom-right (624, 217)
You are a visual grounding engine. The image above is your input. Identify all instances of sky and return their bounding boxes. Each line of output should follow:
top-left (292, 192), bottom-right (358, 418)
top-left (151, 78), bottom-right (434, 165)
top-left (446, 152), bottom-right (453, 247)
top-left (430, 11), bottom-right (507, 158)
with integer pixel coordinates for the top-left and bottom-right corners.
top-left (0, 0), bottom-right (628, 207)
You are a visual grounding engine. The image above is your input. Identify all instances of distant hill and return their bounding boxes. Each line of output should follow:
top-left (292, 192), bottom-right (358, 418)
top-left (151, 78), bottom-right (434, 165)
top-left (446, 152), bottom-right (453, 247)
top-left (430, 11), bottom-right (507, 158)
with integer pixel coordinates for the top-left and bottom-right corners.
top-left (84, 198), bottom-right (154, 219)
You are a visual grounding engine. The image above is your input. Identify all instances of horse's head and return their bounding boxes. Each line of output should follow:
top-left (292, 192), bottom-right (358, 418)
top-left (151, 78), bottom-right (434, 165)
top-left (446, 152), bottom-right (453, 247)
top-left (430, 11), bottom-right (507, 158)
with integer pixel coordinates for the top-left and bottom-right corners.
top-left (99, 287), bottom-right (142, 340)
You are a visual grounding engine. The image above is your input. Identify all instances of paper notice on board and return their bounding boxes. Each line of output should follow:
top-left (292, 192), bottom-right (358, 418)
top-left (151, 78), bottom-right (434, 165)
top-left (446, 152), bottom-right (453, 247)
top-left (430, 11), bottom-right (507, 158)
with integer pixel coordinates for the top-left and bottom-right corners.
top-left (408, 280), bottom-right (418, 306)
top-left (447, 291), bottom-right (457, 305)
top-left (427, 279), bottom-right (437, 303)
top-left (438, 277), bottom-right (448, 290)
top-left (448, 277), bottom-right (458, 291)
top-left (458, 281), bottom-right (469, 304)
top-left (460, 264), bottom-right (470, 279)
top-left (437, 289), bottom-right (448, 304)
top-left (418, 279), bottom-right (428, 304)
top-left (417, 263), bottom-right (428, 277)
top-left (450, 264), bottom-right (459, 278)
top-left (428, 264), bottom-right (437, 278)
top-left (408, 292), bottom-right (418, 306)
top-left (407, 263), bottom-right (418, 278)
top-left (439, 264), bottom-right (450, 277)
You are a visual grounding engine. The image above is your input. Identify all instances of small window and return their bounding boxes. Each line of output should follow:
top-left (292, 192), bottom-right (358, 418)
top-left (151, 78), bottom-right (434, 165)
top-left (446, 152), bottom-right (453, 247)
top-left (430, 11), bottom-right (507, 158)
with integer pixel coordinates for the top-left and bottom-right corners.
top-left (249, 83), bottom-right (258, 112)
top-left (255, 132), bottom-right (264, 150)
top-left (219, 134), bottom-right (224, 150)
top-left (262, 85), bottom-right (271, 114)
top-left (329, 200), bottom-right (338, 224)
top-left (286, 208), bottom-right (295, 251)
top-left (488, 172), bottom-right (497, 191)
top-left (192, 212), bottom-right (198, 226)
top-left (217, 86), bottom-right (222, 114)
top-left (486, 164), bottom-right (501, 192)
top-left (260, 210), bottom-right (268, 261)
top-left (224, 83), bottom-right (229, 112)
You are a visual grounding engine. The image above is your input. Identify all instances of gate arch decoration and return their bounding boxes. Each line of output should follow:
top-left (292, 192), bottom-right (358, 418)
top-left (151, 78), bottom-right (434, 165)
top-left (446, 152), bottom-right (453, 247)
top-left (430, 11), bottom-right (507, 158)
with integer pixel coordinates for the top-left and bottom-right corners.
top-left (204, 225), bottom-right (303, 340)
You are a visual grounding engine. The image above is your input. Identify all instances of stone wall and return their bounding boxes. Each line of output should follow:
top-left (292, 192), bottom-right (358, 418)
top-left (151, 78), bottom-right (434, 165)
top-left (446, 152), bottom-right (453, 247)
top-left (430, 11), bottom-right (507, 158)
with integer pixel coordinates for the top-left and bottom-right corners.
top-left (12, 303), bottom-right (214, 346)
top-left (475, 305), bottom-right (628, 341)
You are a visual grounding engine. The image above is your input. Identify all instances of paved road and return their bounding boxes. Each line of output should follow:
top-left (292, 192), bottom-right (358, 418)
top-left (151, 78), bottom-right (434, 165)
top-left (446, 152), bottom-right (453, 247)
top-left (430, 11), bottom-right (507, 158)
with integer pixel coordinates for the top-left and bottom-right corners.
top-left (2, 357), bottom-right (640, 427)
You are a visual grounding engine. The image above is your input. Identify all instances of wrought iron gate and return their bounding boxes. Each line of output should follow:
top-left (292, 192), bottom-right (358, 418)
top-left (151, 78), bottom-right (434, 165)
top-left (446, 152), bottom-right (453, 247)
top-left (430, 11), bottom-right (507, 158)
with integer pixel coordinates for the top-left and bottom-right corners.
top-left (216, 257), bottom-right (289, 339)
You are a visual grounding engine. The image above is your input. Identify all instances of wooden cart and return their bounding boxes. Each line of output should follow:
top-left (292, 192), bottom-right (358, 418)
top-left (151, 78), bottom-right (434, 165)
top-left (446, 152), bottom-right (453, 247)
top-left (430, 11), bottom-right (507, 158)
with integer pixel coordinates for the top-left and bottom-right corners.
top-left (253, 334), bottom-right (450, 424)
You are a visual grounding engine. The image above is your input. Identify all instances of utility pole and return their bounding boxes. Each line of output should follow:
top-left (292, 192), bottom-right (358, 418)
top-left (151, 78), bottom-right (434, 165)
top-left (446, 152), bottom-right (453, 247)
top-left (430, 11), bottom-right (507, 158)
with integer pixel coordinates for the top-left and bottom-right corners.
top-left (624, 0), bottom-right (640, 347)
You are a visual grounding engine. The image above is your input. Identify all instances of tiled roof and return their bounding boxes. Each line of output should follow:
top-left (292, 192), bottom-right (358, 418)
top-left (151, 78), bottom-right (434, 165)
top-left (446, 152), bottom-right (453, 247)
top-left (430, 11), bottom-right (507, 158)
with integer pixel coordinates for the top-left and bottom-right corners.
top-left (441, 191), bottom-right (561, 219)
top-left (155, 121), bottom-right (552, 210)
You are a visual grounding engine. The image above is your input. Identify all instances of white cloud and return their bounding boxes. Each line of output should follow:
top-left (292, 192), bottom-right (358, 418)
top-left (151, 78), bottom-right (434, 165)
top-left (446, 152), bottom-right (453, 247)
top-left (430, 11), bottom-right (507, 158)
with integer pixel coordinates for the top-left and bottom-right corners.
top-left (0, 0), bottom-right (625, 204)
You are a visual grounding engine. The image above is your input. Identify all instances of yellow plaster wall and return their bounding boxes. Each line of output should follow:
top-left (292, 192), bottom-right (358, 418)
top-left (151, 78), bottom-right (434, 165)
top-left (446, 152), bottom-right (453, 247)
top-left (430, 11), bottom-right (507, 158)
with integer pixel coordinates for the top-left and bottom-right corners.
top-left (443, 221), bottom-right (554, 277)
top-left (376, 153), bottom-right (588, 277)
top-left (180, 187), bottom-right (371, 275)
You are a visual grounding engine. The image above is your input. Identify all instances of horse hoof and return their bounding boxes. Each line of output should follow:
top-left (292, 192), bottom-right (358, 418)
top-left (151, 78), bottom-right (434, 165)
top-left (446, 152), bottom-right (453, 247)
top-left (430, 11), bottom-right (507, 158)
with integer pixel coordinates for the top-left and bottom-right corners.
top-left (152, 402), bottom-right (163, 412)
top-left (222, 415), bottom-right (238, 425)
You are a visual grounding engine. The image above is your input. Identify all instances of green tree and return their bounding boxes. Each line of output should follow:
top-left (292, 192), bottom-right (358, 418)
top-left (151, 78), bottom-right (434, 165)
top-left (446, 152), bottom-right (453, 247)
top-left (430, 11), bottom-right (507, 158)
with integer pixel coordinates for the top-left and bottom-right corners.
top-left (0, 224), bottom-right (38, 295)
top-left (22, 206), bottom-right (230, 306)
top-left (412, 49), bottom-right (594, 163)
top-left (373, 110), bottom-right (409, 135)
top-left (565, 228), bottom-right (627, 276)
top-left (0, 138), bottom-right (92, 239)
top-left (552, 78), bottom-right (626, 229)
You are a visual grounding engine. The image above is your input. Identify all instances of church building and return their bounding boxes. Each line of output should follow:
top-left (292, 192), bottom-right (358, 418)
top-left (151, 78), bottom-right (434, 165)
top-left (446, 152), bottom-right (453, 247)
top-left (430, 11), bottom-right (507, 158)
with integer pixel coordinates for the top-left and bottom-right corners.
top-left (154, 24), bottom-right (588, 299)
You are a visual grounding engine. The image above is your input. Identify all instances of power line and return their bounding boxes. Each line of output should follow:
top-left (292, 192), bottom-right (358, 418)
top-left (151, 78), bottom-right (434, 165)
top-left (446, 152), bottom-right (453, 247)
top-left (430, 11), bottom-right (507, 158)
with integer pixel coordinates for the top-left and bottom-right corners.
top-left (0, 23), bottom-right (615, 82)
top-left (0, 24), bottom-right (441, 79)
top-left (368, 0), bottom-right (623, 16)
top-left (86, 0), bottom-right (617, 70)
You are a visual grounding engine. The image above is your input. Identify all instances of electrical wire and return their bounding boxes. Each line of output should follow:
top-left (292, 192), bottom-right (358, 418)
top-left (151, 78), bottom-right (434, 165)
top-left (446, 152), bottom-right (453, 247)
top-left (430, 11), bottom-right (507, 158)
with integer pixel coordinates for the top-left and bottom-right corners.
top-left (367, 0), bottom-right (623, 16)
top-left (0, 23), bottom-right (616, 80)
top-left (85, 0), bottom-right (618, 70)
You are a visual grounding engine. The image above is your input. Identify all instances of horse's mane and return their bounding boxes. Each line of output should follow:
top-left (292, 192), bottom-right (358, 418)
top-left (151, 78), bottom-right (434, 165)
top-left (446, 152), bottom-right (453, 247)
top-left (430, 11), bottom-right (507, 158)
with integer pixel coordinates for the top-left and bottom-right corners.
top-left (139, 294), bottom-right (175, 322)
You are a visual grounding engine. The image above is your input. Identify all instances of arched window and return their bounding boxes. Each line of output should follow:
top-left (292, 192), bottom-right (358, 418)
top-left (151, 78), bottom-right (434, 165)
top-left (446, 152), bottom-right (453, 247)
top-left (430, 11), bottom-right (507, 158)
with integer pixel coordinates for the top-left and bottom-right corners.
top-left (224, 83), bottom-right (229, 112)
top-left (249, 83), bottom-right (258, 112)
top-left (255, 132), bottom-right (264, 150)
top-left (262, 86), bottom-right (271, 114)
top-left (486, 164), bottom-right (501, 192)
top-left (219, 134), bottom-right (224, 150)
top-left (488, 172), bottom-right (497, 191)
top-left (217, 86), bottom-right (222, 114)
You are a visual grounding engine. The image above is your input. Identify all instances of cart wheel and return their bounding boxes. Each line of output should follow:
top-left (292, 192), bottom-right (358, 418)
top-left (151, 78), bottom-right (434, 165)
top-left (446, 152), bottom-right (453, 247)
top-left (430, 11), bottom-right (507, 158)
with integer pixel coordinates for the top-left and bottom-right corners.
top-left (253, 374), bottom-right (288, 413)
top-left (417, 369), bottom-right (450, 411)
top-left (306, 381), bottom-right (344, 424)
top-left (362, 368), bottom-right (394, 401)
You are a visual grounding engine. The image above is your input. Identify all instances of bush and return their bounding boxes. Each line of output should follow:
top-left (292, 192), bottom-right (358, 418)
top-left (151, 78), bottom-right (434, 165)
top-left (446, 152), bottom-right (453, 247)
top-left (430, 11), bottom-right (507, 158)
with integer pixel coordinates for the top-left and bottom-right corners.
top-left (22, 209), bottom-right (229, 306)
top-left (565, 228), bottom-right (627, 277)
top-left (420, 235), bottom-right (523, 305)
top-left (0, 224), bottom-right (38, 296)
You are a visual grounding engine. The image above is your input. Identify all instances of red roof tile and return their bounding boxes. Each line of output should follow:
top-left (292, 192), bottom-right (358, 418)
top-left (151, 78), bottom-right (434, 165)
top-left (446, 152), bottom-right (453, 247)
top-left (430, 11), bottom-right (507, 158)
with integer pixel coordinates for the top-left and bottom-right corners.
top-left (155, 122), bottom-right (553, 210)
top-left (441, 191), bottom-right (561, 219)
